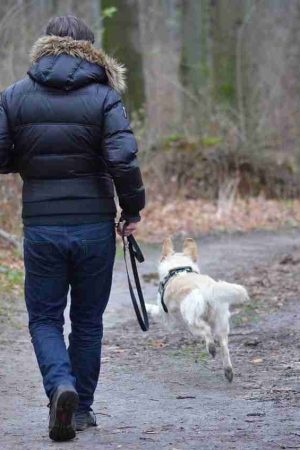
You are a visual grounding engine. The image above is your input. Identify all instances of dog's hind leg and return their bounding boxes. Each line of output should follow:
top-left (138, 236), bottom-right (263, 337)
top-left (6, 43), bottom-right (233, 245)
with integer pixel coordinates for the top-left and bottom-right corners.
top-left (214, 309), bottom-right (233, 381)
top-left (188, 321), bottom-right (216, 358)
top-left (180, 293), bottom-right (216, 357)
top-left (218, 335), bottom-right (233, 382)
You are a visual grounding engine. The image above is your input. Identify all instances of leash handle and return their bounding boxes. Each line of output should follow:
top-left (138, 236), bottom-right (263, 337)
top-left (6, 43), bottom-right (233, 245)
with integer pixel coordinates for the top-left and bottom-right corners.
top-left (127, 235), bottom-right (145, 263)
top-left (121, 221), bottom-right (149, 332)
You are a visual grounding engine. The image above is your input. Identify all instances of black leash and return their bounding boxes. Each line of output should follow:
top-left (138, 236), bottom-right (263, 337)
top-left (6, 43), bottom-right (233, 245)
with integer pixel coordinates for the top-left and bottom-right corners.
top-left (121, 223), bottom-right (149, 332)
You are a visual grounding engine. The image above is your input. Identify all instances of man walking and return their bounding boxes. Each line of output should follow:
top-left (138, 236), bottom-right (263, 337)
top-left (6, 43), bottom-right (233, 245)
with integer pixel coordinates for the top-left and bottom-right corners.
top-left (0, 16), bottom-right (145, 441)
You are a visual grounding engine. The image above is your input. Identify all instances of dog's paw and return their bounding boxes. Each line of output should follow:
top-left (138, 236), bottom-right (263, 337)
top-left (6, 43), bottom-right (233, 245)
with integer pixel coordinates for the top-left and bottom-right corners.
top-left (224, 367), bottom-right (233, 382)
top-left (208, 343), bottom-right (216, 358)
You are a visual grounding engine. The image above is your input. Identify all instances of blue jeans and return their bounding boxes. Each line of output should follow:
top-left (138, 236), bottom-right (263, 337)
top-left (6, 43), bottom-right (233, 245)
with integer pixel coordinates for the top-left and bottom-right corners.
top-left (23, 221), bottom-right (116, 411)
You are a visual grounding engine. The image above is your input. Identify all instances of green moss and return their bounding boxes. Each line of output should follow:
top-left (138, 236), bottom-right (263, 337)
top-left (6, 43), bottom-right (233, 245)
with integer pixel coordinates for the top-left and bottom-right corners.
top-left (218, 83), bottom-right (235, 103)
top-left (201, 136), bottom-right (222, 147)
top-left (162, 136), bottom-right (199, 154)
top-left (163, 134), bottom-right (183, 144)
top-left (102, 6), bottom-right (117, 19)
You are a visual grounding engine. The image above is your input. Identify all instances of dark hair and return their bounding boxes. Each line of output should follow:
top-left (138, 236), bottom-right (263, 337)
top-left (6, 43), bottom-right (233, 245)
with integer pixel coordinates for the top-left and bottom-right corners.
top-left (45, 15), bottom-right (95, 43)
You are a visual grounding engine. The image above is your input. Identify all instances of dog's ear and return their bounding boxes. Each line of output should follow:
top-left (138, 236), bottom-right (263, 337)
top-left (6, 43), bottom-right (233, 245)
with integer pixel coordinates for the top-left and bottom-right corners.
top-left (161, 237), bottom-right (174, 260)
top-left (183, 238), bottom-right (198, 262)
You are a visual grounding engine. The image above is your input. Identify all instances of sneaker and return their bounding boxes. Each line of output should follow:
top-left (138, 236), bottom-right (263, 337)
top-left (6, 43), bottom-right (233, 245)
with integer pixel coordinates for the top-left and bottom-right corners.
top-left (75, 409), bottom-right (97, 431)
top-left (48, 385), bottom-right (79, 441)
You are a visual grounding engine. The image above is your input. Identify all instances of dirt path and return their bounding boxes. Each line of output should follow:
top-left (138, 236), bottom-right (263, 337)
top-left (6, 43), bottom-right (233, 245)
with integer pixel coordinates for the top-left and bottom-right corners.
top-left (0, 229), bottom-right (300, 449)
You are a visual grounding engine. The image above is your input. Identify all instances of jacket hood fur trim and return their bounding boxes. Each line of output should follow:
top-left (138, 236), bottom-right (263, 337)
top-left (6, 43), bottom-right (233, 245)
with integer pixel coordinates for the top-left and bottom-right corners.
top-left (29, 35), bottom-right (126, 93)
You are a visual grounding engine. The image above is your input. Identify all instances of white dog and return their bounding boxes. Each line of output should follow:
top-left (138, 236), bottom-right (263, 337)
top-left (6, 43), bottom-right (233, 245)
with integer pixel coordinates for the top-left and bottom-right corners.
top-left (146, 238), bottom-right (249, 382)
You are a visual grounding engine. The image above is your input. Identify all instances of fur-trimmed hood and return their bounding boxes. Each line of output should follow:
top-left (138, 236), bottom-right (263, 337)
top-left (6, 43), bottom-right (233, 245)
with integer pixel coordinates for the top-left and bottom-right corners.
top-left (29, 35), bottom-right (126, 93)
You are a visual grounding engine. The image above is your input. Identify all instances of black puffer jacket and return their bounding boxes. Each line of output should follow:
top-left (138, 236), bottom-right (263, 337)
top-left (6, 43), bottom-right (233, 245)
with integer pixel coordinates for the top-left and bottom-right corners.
top-left (0, 35), bottom-right (145, 225)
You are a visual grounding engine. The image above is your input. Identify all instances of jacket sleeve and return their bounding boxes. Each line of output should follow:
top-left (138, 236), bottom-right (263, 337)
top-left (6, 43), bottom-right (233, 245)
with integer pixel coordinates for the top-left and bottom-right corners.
top-left (0, 93), bottom-right (16, 174)
top-left (102, 89), bottom-right (145, 222)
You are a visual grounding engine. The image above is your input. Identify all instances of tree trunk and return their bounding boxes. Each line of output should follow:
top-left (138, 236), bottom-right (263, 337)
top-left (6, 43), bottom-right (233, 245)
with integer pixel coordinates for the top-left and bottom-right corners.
top-left (180, 0), bottom-right (211, 134)
top-left (102, 0), bottom-right (144, 112)
top-left (211, 0), bottom-right (249, 106)
top-left (241, 0), bottom-right (300, 165)
top-left (137, 0), bottom-right (183, 145)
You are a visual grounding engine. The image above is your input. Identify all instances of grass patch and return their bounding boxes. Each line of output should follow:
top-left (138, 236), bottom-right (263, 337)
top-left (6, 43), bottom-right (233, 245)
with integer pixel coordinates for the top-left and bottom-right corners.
top-left (0, 249), bottom-right (24, 330)
top-left (0, 266), bottom-right (24, 295)
top-left (231, 302), bottom-right (260, 326)
top-left (171, 345), bottom-right (208, 362)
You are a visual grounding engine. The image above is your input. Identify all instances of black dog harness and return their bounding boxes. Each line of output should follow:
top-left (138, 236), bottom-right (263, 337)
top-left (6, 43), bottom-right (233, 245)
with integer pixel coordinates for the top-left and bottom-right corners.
top-left (158, 266), bottom-right (197, 313)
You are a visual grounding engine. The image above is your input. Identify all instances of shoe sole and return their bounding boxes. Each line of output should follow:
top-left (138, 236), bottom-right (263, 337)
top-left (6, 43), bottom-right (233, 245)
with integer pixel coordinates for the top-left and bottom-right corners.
top-left (49, 390), bottom-right (79, 442)
top-left (76, 421), bottom-right (98, 432)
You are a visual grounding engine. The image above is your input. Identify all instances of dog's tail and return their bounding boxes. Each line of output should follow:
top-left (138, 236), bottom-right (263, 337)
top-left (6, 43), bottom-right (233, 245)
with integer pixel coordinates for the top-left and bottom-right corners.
top-left (213, 281), bottom-right (249, 306)
top-left (145, 303), bottom-right (161, 317)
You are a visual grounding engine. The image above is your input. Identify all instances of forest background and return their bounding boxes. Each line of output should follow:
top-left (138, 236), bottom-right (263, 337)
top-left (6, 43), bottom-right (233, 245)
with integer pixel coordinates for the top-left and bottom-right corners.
top-left (1, 0), bottom-right (300, 244)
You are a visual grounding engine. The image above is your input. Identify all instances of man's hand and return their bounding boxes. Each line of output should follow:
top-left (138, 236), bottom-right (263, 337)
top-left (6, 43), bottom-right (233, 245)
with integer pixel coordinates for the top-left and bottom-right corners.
top-left (117, 221), bottom-right (138, 237)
